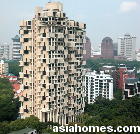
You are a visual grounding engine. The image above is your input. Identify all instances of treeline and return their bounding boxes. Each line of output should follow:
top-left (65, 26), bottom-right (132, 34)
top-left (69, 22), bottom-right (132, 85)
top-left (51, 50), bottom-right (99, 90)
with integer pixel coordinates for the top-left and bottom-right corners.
top-left (0, 116), bottom-right (58, 134)
top-left (85, 58), bottom-right (140, 71)
top-left (0, 78), bottom-right (20, 122)
top-left (6, 61), bottom-right (21, 76)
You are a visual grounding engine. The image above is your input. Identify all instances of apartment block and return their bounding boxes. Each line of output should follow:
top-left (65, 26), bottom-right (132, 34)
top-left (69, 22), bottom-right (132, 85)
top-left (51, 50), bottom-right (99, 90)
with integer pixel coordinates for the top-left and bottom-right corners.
top-left (12, 35), bottom-right (22, 61)
top-left (0, 60), bottom-right (8, 75)
top-left (101, 37), bottom-right (114, 59)
top-left (116, 64), bottom-right (136, 90)
top-left (85, 71), bottom-right (113, 104)
top-left (123, 78), bottom-right (140, 99)
top-left (83, 37), bottom-right (91, 60)
top-left (19, 2), bottom-right (86, 125)
top-left (0, 43), bottom-right (11, 60)
top-left (118, 34), bottom-right (136, 61)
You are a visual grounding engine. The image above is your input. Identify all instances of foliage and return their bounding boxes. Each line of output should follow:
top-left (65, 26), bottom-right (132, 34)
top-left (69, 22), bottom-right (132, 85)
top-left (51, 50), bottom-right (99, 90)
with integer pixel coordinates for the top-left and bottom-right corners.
top-left (113, 89), bottom-right (123, 100)
top-left (0, 115), bottom-right (59, 134)
top-left (0, 78), bottom-right (20, 122)
top-left (85, 58), bottom-right (140, 71)
top-left (84, 96), bottom-right (140, 127)
top-left (7, 61), bottom-right (21, 76)
top-left (0, 97), bottom-right (140, 134)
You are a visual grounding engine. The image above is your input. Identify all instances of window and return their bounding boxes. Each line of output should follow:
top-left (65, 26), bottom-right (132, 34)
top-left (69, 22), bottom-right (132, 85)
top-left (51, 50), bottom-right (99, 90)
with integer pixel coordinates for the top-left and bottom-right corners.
top-left (24, 38), bottom-right (29, 42)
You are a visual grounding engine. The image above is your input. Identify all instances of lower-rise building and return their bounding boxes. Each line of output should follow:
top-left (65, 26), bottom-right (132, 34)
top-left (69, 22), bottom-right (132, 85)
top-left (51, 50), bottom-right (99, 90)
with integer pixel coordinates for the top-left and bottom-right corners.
top-left (0, 60), bottom-right (8, 75)
top-left (123, 78), bottom-right (140, 99)
top-left (116, 64), bottom-right (136, 90)
top-left (0, 44), bottom-right (10, 60)
top-left (12, 35), bottom-right (22, 61)
top-left (85, 71), bottom-right (113, 104)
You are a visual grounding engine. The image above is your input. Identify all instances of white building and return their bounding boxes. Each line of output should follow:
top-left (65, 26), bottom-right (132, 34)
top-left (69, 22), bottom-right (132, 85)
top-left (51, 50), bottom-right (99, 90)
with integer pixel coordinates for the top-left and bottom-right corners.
top-left (85, 71), bottom-right (113, 104)
top-left (0, 60), bottom-right (8, 75)
top-left (118, 34), bottom-right (136, 61)
top-left (12, 35), bottom-right (22, 61)
top-left (0, 43), bottom-right (11, 60)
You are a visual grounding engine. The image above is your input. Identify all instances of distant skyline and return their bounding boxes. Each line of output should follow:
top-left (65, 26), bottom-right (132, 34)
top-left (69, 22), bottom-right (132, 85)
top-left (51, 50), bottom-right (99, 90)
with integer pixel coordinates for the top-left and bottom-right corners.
top-left (0, 0), bottom-right (140, 49)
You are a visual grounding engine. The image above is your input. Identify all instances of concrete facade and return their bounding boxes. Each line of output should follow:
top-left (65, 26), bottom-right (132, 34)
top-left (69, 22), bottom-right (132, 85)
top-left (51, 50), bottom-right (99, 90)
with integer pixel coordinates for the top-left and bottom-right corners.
top-left (0, 60), bottom-right (8, 75)
top-left (19, 2), bottom-right (86, 125)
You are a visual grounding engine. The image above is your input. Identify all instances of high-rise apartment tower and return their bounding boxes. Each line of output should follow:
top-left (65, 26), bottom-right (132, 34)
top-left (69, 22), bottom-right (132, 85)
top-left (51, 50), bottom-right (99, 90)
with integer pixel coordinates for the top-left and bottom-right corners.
top-left (101, 37), bottom-right (114, 59)
top-left (118, 34), bottom-right (136, 61)
top-left (12, 35), bottom-right (22, 61)
top-left (19, 2), bottom-right (86, 125)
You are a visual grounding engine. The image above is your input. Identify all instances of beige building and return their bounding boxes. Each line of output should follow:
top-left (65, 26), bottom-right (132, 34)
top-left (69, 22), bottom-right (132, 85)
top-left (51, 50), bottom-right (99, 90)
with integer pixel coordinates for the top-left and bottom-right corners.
top-left (0, 60), bottom-right (8, 75)
top-left (19, 2), bottom-right (86, 125)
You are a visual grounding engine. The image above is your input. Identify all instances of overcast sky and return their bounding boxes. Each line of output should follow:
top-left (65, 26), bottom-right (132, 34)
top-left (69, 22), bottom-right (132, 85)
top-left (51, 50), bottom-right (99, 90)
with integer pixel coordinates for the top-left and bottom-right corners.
top-left (0, 0), bottom-right (140, 49)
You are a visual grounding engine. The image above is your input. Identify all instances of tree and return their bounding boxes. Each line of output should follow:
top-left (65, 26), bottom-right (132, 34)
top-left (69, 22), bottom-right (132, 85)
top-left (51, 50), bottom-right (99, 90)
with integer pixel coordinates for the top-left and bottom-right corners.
top-left (0, 78), bottom-right (20, 122)
top-left (84, 96), bottom-right (140, 128)
top-left (114, 89), bottom-right (123, 100)
top-left (7, 61), bottom-right (21, 76)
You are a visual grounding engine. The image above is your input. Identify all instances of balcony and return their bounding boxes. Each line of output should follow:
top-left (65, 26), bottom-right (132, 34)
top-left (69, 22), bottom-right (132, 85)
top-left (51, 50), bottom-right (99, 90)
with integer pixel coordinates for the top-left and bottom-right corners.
top-left (83, 50), bottom-right (86, 55)
top-left (19, 30), bottom-right (24, 35)
top-left (19, 107), bottom-right (24, 114)
top-left (20, 21), bottom-right (27, 27)
top-left (19, 72), bottom-right (24, 79)
top-left (49, 46), bottom-right (55, 50)
top-left (41, 107), bottom-right (50, 112)
top-left (82, 61), bottom-right (86, 65)
top-left (19, 61), bottom-right (24, 67)
top-left (19, 96), bottom-right (24, 102)
top-left (42, 84), bottom-right (46, 88)
top-left (42, 71), bottom-right (46, 75)
top-left (79, 23), bottom-right (86, 29)
top-left (24, 50), bottom-right (29, 54)
top-left (24, 62), bottom-right (29, 66)
top-left (20, 38), bottom-right (24, 43)
top-left (42, 96), bottom-right (46, 101)
top-left (24, 74), bottom-right (29, 78)
top-left (24, 97), bottom-right (29, 101)
top-left (24, 109), bottom-right (29, 113)
top-left (42, 59), bottom-right (46, 63)
top-left (24, 86), bottom-right (29, 89)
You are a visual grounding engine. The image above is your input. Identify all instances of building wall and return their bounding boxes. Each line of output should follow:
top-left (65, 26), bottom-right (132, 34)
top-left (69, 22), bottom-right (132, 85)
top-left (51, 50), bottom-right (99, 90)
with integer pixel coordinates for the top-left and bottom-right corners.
top-left (118, 34), bottom-right (136, 61)
top-left (12, 35), bottom-right (22, 61)
top-left (123, 79), bottom-right (140, 99)
top-left (0, 60), bottom-right (8, 75)
top-left (116, 65), bottom-right (136, 90)
top-left (19, 2), bottom-right (86, 125)
top-left (113, 43), bottom-right (118, 56)
top-left (0, 44), bottom-right (11, 60)
top-left (83, 37), bottom-right (91, 60)
top-left (85, 71), bottom-right (113, 104)
top-left (101, 37), bottom-right (114, 59)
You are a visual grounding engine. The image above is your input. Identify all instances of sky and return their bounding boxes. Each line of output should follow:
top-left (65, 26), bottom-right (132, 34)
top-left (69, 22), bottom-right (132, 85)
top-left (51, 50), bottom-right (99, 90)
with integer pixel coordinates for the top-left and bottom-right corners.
top-left (0, 0), bottom-right (140, 50)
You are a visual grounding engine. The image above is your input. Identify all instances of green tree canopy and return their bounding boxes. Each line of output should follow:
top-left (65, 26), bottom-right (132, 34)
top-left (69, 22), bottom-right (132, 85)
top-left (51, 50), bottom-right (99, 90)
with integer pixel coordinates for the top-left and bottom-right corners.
top-left (0, 78), bottom-right (20, 122)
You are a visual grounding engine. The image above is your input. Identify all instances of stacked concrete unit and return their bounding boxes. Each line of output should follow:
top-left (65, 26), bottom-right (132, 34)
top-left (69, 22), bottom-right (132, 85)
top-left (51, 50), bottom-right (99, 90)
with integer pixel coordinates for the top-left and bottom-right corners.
top-left (19, 2), bottom-right (86, 125)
